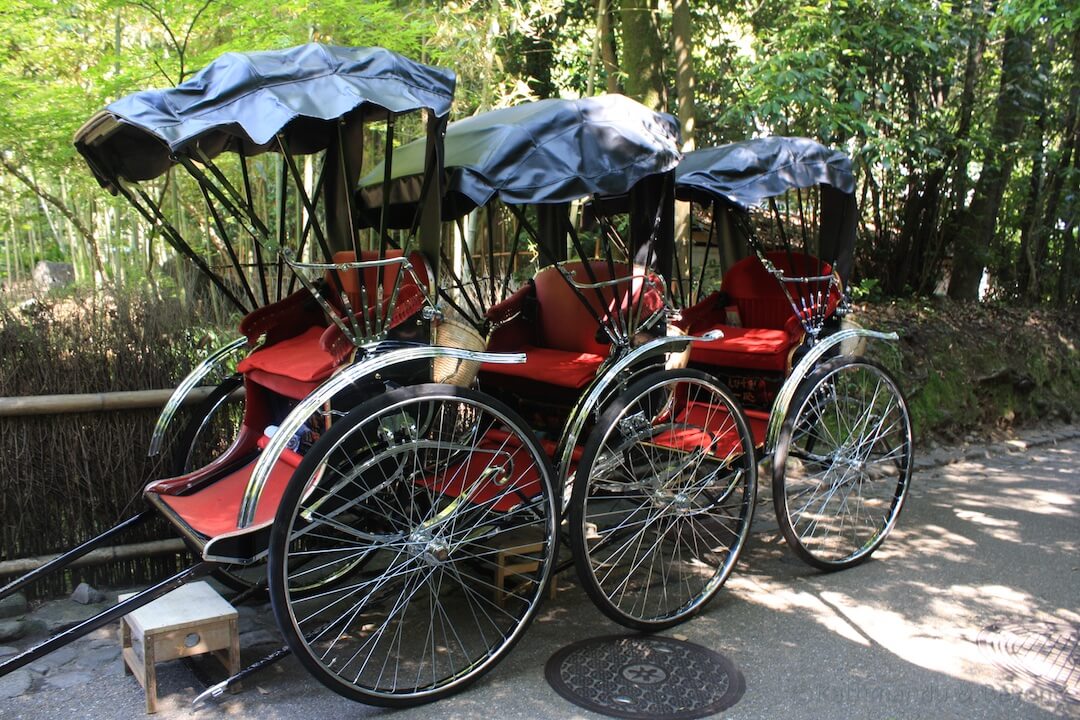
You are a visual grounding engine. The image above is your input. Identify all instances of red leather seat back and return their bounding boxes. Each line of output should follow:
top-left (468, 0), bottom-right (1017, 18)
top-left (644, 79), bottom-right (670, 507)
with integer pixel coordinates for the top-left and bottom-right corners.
top-left (722, 251), bottom-right (836, 330)
top-left (533, 261), bottom-right (643, 356)
top-left (329, 250), bottom-right (429, 319)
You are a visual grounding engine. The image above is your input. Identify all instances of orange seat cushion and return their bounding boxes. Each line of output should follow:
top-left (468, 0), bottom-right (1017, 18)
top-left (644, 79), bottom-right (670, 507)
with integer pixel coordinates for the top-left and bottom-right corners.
top-left (156, 452), bottom-right (299, 539)
top-left (480, 345), bottom-right (604, 389)
top-left (689, 325), bottom-right (797, 372)
top-left (237, 326), bottom-right (337, 383)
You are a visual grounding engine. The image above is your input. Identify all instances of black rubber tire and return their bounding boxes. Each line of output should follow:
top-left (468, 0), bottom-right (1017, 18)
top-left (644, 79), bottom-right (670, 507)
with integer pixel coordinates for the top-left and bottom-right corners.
top-left (570, 369), bottom-right (757, 630)
top-left (268, 384), bottom-right (559, 707)
top-left (773, 356), bottom-right (913, 571)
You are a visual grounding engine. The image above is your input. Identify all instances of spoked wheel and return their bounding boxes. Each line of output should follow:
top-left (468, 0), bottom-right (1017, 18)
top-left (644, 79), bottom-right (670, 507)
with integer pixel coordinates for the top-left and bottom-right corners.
top-left (268, 384), bottom-right (559, 707)
top-left (570, 369), bottom-right (757, 630)
top-left (773, 356), bottom-right (913, 571)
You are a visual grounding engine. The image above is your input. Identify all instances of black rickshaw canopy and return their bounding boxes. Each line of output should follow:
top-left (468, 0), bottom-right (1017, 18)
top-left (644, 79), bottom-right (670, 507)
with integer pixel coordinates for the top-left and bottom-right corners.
top-left (357, 94), bottom-right (681, 225)
top-left (675, 137), bottom-right (857, 285)
top-left (69, 43), bottom-right (456, 320)
top-left (74, 43), bottom-right (456, 192)
top-left (674, 136), bottom-right (855, 209)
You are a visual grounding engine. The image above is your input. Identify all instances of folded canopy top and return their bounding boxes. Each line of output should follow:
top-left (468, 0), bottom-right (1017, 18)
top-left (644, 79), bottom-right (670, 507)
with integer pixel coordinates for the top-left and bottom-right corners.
top-left (675, 136), bottom-right (854, 209)
top-left (358, 94), bottom-right (681, 224)
top-left (74, 43), bottom-right (456, 192)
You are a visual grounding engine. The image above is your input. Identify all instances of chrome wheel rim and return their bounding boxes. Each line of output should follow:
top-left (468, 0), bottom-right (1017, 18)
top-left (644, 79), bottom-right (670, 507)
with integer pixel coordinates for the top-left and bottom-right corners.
top-left (577, 374), bottom-right (756, 625)
top-left (277, 389), bottom-right (557, 701)
top-left (779, 361), bottom-right (912, 566)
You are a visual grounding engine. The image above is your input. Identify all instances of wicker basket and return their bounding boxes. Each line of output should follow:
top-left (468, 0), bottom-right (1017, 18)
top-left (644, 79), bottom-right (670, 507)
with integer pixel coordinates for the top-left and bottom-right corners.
top-left (433, 318), bottom-right (487, 386)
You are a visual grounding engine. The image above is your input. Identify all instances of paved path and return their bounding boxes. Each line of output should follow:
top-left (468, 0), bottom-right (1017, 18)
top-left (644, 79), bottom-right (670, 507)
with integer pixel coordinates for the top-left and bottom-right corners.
top-left (1, 428), bottom-right (1077, 719)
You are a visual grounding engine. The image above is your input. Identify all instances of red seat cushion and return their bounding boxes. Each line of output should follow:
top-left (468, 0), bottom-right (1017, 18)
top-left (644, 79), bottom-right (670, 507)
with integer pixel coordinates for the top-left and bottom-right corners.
top-left (155, 451), bottom-right (300, 539)
top-left (480, 345), bottom-right (604, 389)
top-left (237, 326), bottom-right (337, 382)
top-left (650, 402), bottom-right (769, 457)
top-left (678, 251), bottom-right (840, 373)
top-left (689, 325), bottom-right (796, 371)
top-left (652, 400), bottom-right (749, 459)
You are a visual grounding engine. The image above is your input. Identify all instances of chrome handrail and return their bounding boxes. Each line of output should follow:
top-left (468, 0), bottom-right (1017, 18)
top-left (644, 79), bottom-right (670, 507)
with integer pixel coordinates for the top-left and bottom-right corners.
top-left (232, 346), bottom-right (527, 532)
top-left (147, 336), bottom-right (248, 457)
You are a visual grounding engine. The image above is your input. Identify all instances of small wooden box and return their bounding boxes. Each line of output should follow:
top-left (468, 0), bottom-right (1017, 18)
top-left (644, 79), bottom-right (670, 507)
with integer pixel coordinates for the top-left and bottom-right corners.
top-left (119, 581), bottom-right (239, 713)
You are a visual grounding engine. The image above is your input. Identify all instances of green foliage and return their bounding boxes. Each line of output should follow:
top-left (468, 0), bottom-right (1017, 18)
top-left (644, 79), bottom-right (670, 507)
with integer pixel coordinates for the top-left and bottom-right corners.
top-left (0, 0), bottom-right (1076, 305)
top-left (850, 278), bottom-right (883, 303)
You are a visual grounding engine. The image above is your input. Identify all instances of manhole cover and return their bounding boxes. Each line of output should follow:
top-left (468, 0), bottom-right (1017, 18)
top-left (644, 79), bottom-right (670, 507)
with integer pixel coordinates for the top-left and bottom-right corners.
top-left (977, 621), bottom-right (1079, 706)
top-left (545, 635), bottom-right (744, 719)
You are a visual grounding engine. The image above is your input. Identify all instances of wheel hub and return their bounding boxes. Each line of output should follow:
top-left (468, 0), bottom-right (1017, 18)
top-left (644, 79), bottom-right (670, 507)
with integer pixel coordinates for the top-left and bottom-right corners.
top-left (423, 540), bottom-right (450, 565)
top-left (650, 483), bottom-right (695, 514)
top-left (834, 452), bottom-right (869, 482)
top-left (408, 530), bottom-right (451, 566)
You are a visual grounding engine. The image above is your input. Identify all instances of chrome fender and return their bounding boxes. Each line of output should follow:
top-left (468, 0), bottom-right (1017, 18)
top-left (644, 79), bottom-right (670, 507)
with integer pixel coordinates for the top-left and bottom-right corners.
top-left (764, 328), bottom-right (900, 453)
top-left (235, 346), bottom-right (526, 529)
top-left (148, 336), bottom-right (248, 457)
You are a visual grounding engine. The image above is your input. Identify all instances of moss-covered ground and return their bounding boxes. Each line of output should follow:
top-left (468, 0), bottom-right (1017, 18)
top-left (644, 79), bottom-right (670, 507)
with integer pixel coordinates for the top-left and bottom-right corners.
top-left (856, 298), bottom-right (1080, 445)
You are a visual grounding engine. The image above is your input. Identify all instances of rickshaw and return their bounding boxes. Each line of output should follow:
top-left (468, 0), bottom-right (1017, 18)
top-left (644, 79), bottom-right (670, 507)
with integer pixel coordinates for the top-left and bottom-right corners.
top-left (1, 46), bottom-right (760, 708)
top-left (0, 43), bottom-right (564, 707)
top-left (357, 94), bottom-right (759, 631)
top-left (671, 137), bottom-right (914, 570)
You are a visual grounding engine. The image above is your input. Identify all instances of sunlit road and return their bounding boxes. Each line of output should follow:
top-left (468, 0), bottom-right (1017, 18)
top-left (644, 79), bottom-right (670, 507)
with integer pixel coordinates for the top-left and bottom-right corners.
top-left (2, 429), bottom-right (1077, 719)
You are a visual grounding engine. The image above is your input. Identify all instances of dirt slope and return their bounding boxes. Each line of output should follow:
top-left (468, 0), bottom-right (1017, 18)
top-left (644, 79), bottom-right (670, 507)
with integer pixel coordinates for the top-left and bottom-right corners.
top-left (855, 298), bottom-right (1080, 445)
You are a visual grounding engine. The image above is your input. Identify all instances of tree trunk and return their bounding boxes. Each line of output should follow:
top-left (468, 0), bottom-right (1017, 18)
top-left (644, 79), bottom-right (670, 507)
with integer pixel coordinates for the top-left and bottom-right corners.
top-left (671, 0), bottom-right (695, 148)
top-left (1054, 29), bottom-right (1080, 307)
top-left (1017, 36), bottom-right (1050, 301)
top-left (937, 0), bottom-right (988, 289)
top-left (599, 0), bottom-right (619, 94)
top-left (619, 0), bottom-right (666, 111)
top-left (1057, 212), bottom-right (1078, 308)
top-left (948, 26), bottom-right (1034, 300)
top-left (1056, 147), bottom-right (1079, 307)
top-left (672, 0), bottom-right (695, 246)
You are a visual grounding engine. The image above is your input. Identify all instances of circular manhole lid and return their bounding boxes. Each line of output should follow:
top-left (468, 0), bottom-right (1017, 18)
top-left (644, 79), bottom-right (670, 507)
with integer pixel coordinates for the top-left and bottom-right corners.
top-left (977, 621), bottom-right (1079, 706)
top-left (545, 634), bottom-right (744, 719)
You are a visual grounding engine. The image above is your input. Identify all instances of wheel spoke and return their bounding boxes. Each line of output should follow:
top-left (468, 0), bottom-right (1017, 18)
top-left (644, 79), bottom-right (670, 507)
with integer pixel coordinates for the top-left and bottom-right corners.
top-left (571, 371), bottom-right (757, 629)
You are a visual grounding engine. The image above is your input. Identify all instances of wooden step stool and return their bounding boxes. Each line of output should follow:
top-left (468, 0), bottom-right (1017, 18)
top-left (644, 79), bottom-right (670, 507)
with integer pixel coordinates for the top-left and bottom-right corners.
top-left (119, 581), bottom-right (240, 713)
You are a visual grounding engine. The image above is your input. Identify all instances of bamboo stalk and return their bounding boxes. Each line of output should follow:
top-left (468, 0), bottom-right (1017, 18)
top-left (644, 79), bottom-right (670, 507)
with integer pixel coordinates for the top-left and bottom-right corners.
top-left (0, 538), bottom-right (189, 578)
top-left (0, 386), bottom-right (226, 417)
